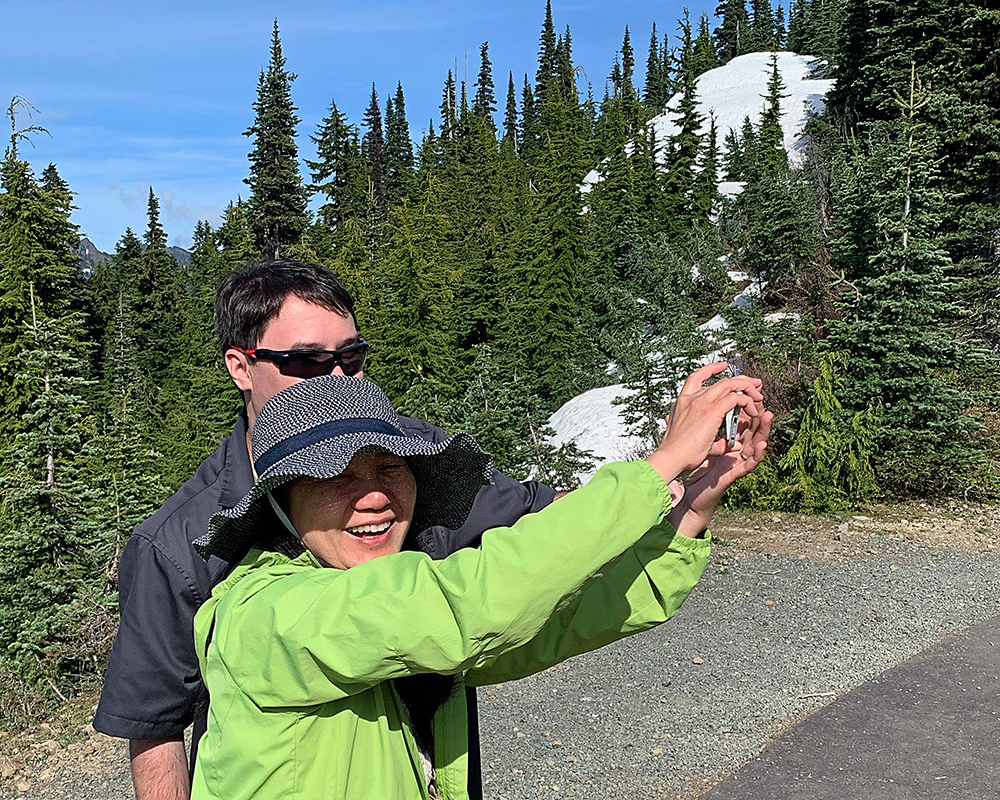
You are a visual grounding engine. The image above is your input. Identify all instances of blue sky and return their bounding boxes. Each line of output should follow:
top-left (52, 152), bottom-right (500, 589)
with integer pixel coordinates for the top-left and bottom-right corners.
top-left (3, 0), bottom-right (720, 252)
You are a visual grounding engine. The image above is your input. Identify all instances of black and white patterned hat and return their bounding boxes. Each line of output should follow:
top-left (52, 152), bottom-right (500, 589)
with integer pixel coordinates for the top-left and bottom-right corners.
top-left (193, 375), bottom-right (493, 563)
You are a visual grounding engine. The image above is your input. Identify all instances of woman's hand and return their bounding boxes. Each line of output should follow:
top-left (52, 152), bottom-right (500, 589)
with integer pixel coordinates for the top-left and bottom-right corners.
top-left (645, 362), bottom-right (764, 486)
top-left (666, 407), bottom-right (773, 538)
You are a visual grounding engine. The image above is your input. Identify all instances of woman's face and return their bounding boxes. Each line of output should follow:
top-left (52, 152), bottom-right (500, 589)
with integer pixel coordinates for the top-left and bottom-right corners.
top-left (286, 451), bottom-right (416, 570)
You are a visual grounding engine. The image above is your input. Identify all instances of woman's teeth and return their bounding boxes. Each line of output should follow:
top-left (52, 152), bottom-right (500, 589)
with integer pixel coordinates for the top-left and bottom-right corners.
top-left (347, 521), bottom-right (392, 537)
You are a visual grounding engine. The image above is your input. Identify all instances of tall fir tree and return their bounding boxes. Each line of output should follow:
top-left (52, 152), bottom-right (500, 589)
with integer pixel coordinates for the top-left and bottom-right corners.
top-left (691, 14), bottom-right (720, 77)
top-left (472, 42), bottom-right (498, 129)
top-left (362, 84), bottom-right (389, 217)
top-left (243, 20), bottom-right (309, 259)
top-left (662, 11), bottom-right (705, 240)
top-left (503, 72), bottom-right (519, 147)
top-left (535, 0), bottom-right (559, 103)
top-left (825, 67), bottom-right (989, 494)
top-left (385, 84), bottom-right (415, 204)
top-left (714, 0), bottom-right (751, 62)
top-left (307, 100), bottom-right (367, 247)
top-left (643, 23), bottom-right (664, 112)
top-left (749, 0), bottom-right (776, 51)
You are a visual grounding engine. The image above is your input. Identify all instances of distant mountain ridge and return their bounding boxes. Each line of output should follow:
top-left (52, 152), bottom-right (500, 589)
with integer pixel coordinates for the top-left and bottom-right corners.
top-left (74, 236), bottom-right (192, 277)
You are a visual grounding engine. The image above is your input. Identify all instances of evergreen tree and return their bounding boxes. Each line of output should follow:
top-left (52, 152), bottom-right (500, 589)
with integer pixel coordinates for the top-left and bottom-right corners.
top-left (787, 0), bottom-right (808, 53)
top-left (691, 14), bottom-right (720, 77)
top-left (755, 51), bottom-right (791, 178)
top-left (620, 26), bottom-right (636, 103)
top-left (535, 0), bottom-right (559, 102)
top-left (216, 200), bottom-right (256, 270)
top-left (662, 12), bottom-right (705, 240)
top-left (385, 84), bottom-right (415, 204)
top-left (643, 23), bottom-right (665, 111)
top-left (693, 114), bottom-right (721, 222)
top-left (450, 346), bottom-right (594, 489)
top-left (775, 356), bottom-right (879, 512)
top-left (307, 100), bottom-right (367, 242)
top-left (472, 42), bottom-right (497, 128)
top-left (519, 75), bottom-right (540, 160)
top-left (439, 70), bottom-right (459, 141)
top-left (133, 189), bottom-right (182, 401)
top-left (0, 310), bottom-right (106, 718)
top-left (362, 84), bottom-right (388, 216)
top-left (243, 20), bottom-right (309, 259)
top-left (825, 68), bottom-right (990, 494)
top-left (774, 3), bottom-right (788, 47)
top-left (714, 0), bottom-right (751, 62)
top-left (503, 72), bottom-right (519, 147)
top-left (518, 97), bottom-right (590, 406)
top-left (749, 0), bottom-right (776, 51)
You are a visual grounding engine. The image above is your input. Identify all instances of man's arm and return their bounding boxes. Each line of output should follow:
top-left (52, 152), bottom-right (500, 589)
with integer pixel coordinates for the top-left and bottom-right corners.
top-left (130, 737), bottom-right (190, 800)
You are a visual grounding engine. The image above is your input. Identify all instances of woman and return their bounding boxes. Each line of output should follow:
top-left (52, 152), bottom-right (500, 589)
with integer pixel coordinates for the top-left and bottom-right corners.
top-left (190, 364), bottom-right (770, 800)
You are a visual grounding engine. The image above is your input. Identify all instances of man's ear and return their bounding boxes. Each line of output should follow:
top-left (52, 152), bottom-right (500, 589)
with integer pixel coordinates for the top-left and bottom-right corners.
top-left (225, 348), bottom-right (253, 392)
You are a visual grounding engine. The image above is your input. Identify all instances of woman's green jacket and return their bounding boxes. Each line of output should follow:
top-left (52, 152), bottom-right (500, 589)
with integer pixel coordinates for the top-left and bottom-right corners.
top-left (190, 460), bottom-right (711, 799)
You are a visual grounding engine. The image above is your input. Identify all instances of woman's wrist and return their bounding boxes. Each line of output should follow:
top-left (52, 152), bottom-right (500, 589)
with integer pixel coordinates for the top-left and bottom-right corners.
top-left (645, 449), bottom-right (689, 487)
top-left (667, 499), bottom-right (715, 539)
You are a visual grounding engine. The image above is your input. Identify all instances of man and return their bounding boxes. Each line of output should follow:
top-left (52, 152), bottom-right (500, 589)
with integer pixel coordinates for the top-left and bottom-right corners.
top-left (94, 259), bottom-right (558, 799)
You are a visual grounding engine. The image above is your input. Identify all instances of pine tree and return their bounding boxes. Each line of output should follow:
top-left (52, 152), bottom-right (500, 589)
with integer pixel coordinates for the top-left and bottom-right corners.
top-left (439, 70), bottom-right (459, 142)
top-left (519, 75), bottom-right (540, 161)
top-left (362, 84), bottom-right (388, 216)
top-left (503, 72), bottom-right (519, 147)
top-left (643, 23), bottom-right (665, 111)
top-left (662, 12), bottom-right (705, 241)
top-left (620, 26), bottom-right (636, 104)
top-left (385, 84), bottom-right (415, 204)
top-left (133, 189), bottom-right (182, 401)
top-left (774, 3), bottom-right (788, 48)
top-left (243, 20), bottom-right (309, 258)
top-left (307, 100), bottom-right (367, 242)
top-left (535, 0), bottom-right (559, 103)
top-left (518, 97), bottom-right (590, 406)
top-left (714, 0), bottom-right (751, 62)
top-left (691, 14), bottom-right (720, 77)
top-left (755, 51), bottom-right (791, 178)
top-left (0, 124), bottom-right (108, 715)
top-left (693, 114), bottom-right (721, 222)
top-left (216, 199), bottom-right (256, 270)
top-left (749, 0), bottom-right (776, 52)
top-left (825, 66), bottom-right (989, 495)
top-left (472, 42), bottom-right (497, 128)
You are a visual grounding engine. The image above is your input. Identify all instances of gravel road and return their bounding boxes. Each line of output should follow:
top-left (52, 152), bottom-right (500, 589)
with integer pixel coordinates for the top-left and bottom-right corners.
top-left (4, 510), bottom-right (1000, 799)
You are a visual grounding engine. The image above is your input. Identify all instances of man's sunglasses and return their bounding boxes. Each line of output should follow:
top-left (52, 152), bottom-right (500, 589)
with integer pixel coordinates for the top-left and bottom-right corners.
top-left (239, 340), bottom-right (369, 379)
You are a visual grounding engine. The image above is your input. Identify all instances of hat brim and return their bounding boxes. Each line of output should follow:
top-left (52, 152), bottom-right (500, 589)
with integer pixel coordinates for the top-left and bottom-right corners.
top-left (193, 430), bottom-right (492, 564)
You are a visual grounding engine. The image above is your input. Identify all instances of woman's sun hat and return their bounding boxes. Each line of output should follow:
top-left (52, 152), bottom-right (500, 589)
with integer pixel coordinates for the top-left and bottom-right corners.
top-left (193, 375), bottom-right (493, 563)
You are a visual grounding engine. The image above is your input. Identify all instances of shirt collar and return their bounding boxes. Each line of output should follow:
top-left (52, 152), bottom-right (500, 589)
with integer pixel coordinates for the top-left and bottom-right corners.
top-left (219, 412), bottom-right (255, 511)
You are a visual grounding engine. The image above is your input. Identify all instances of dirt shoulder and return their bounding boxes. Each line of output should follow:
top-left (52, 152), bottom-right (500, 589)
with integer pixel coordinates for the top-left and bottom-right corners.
top-left (711, 499), bottom-right (1000, 561)
top-left (2, 500), bottom-right (998, 798)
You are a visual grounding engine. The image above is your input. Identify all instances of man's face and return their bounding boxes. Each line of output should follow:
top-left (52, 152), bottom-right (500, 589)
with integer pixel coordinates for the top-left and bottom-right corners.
top-left (226, 295), bottom-right (362, 435)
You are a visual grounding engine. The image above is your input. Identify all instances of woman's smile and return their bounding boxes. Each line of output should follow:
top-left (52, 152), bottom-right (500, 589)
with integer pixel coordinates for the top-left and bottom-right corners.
top-left (286, 451), bottom-right (417, 569)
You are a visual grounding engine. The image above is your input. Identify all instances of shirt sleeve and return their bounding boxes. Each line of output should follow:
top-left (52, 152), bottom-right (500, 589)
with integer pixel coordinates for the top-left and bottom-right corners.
top-left (93, 532), bottom-right (209, 739)
top-left (203, 461), bottom-right (707, 709)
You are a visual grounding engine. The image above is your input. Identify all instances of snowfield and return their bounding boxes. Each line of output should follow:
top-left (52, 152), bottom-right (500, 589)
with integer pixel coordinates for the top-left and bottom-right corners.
top-left (552, 52), bottom-right (832, 480)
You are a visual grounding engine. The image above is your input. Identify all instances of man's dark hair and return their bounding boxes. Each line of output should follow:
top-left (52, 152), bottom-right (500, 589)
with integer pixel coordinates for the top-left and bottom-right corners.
top-left (215, 259), bottom-right (357, 353)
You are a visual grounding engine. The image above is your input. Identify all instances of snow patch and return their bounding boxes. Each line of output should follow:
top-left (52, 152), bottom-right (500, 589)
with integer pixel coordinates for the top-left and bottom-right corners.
top-left (651, 52), bottom-right (835, 167)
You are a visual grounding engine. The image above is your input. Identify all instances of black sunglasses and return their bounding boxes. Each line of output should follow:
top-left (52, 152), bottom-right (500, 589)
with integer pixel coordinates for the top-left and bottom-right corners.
top-left (240, 340), bottom-right (369, 379)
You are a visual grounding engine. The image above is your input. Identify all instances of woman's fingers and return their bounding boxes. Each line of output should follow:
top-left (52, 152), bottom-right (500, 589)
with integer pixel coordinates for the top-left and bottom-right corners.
top-left (680, 362), bottom-right (730, 395)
